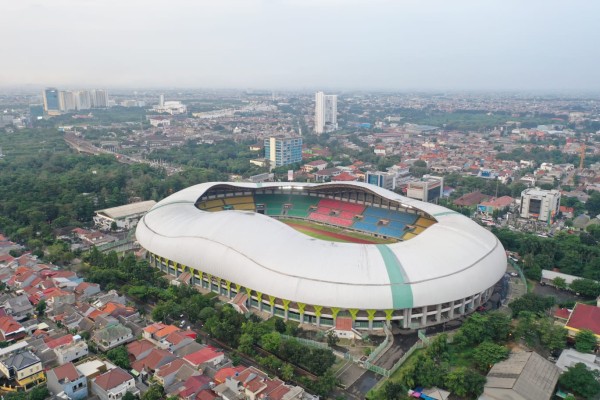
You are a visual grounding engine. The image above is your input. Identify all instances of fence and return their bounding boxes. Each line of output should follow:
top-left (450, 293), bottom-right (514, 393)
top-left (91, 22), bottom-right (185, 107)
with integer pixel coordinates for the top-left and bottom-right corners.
top-left (508, 258), bottom-right (527, 287)
top-left (280, 334), bottom-right (330, 350)
top-left (366, 322), bottom-right (392, 364)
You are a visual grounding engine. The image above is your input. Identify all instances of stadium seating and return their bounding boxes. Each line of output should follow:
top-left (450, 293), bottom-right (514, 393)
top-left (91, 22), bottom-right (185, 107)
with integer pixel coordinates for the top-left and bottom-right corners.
top-left (318, 199), bottom-right (365, 214)
top-left (201, 194), bottom-right (434, 240)
top-left (223, 196), bottom-right (255, 211)
top-left (415, 217), bottom-right (436, 228)
top-left (402, 232), bottom-right (418, 241)
top-left (254, 194), bottom-right (319, 217)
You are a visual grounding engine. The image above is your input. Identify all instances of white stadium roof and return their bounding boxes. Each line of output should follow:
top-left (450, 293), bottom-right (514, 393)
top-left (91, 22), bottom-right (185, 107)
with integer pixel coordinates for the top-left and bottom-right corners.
top-left (136, 182), bottom-right (506, 311)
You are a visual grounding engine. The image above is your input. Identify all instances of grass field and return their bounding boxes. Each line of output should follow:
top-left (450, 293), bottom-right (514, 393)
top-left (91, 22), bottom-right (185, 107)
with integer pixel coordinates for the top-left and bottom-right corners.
top-left (278, 218), bottom-right (397, 244)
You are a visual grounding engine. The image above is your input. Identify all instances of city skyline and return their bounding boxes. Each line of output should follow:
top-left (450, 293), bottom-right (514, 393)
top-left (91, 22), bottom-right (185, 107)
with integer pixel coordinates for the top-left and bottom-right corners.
top-left (1, 0), bottom-right (600, 92)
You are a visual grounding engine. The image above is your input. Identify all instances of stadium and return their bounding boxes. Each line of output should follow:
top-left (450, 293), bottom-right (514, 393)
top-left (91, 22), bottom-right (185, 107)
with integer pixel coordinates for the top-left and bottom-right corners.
top-left (136, 181), bottom-right (507, 331)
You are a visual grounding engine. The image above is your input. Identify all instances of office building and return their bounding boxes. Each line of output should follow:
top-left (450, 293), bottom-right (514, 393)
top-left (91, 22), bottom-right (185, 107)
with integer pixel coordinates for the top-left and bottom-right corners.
top-left (314, 92), bottom-right (337, 134)
top-left (366, 171), bottom-right (397, 190)
top-left (406, 175), bottom-right (444, 203)
top-left (520, 188), bottom-right (560, 222)
top-left (264, 136), bottom-right (303, 167)
top-left (43, 88), bottom-right (61, 115)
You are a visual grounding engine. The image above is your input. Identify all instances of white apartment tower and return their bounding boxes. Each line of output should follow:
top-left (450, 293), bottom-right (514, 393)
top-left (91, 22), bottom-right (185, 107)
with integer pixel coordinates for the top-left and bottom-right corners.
top-left (315, 91), bottom-right (338, 134)
top-left (91, 89), bottom-right (109, 108)
top-left (74, 90), bottom-right (92, 110)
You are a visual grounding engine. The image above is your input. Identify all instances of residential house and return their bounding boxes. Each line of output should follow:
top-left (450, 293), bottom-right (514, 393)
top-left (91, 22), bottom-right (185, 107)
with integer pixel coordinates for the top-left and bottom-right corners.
top-left (74, 282), bottom-right (101, 300)
top-left (126, 339), bottom-right (156, 362)
top-left (183, 346), bottom-right (224, 369)
top-left (177, 375), bottom-right (212, 400)
top-left (131, 348), bottom-right (177, 381)
top-left (0, 315), bottom-right (26, 342)
top-left (91, 367), bottom-right (139, 400)
top-left (3, 295), bottom-right (33, 321)
top-left (154, 359), bottom-right (198, 390)
top-left (0, 351), bottom-right (45, 388)
top-left (92, 323), bottom-right (133, 352)
top-left (47, 362), bottom-right (88, 400)
top-left (301, 160), bottom-right (328, 173)
top-left (54, 339), bottom-right (89, 365)
top-left (163, 331), bottom-right (194, 352)
top-left (143, 323), bottom-right (182, 349)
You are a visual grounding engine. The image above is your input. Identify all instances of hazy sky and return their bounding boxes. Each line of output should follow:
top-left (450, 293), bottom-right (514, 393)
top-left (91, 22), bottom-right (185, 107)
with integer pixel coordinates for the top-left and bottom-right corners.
top-left (1, 0), bottom-right (599, 91)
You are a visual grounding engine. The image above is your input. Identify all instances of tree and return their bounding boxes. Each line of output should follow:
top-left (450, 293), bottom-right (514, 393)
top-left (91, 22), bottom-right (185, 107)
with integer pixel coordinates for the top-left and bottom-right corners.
top-left (28, 386), bottom-right (50, 400)
top-left (509, 293), bottom-right (555, 318)
top-left (123, 393), bottom-right (136, 400)
top-left (552, 277), bottom-right (567, 290)
top-left (260, 331), bottom-right (281, 353)
top-left (237, 333), bottom-right (255, 356)
top-left (558, 363), bottom-right (600, 399)
top-left (538, 318), bottom-right (567, 352)
top-left (383, 381), bottom-right (408, 400)
top-left (444, 367), bottom-right (486, 399)
top-left (281, 363), bottom-right (294, 381)
top-left (473, 342), bottom-right (509, 371)
top-left (142, 384), bottom-right (165, 400)
top-left (569, 279), bottom-right (600, 298)
top-left (326, 330), bottom-right (339, 347)
top-left (107, 346), bottom-right (131, 369)
top-left (574, 329), bottom-right (597, 353)
top-left (36, 300), bottom-right (46, 318)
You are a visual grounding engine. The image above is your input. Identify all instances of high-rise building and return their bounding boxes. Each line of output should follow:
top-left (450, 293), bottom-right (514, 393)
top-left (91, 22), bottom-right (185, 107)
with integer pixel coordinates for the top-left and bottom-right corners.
top-left (264, 136), bottom-right (303, 167)
top-left (520, 188), bottom-right (560, 222)
top-left (74, 90), bottom-right (91, 110)
top-left (59, 91), bottom-right (76, 112)
top-left (42, 88), bottom-right (61, 115)
top-left (90, 89), bottom-right (109, 108)
top-left (314, 91), bottom-right (338, 134)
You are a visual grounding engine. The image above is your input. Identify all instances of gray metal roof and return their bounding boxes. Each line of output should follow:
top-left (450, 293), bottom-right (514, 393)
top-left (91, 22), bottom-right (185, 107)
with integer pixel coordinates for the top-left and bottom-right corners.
top-left (486, 351), bottom-right (559, 400)
top-left (1, 350), bottom-right (40, 370)
top-left (96, 200), bottom-right (156, 220)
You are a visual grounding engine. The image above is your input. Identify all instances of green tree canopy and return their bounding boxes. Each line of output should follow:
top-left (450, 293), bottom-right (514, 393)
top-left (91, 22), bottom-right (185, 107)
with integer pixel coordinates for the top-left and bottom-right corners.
top-left (558, 363), bottom-right (600, 399)
top-left (473, 342), bottom-right (509, 372)
top-left (574, 329), bottom-right (597, 353)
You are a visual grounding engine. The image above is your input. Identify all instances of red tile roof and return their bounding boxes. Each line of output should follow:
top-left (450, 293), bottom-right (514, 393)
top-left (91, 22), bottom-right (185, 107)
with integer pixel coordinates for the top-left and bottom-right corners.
top-left (143, 323), bottom-right (166, 335)
top-left (566, 303), bottom-right (600, 335)
top-left (155, 359), bottom-right (187, 378)
top-left (183, 346), bottom-right (223, 367)
top-left (165, 331), bottom-right (191, 346)
top-left (554, 308), bottom-right (571, 320)
top-left (45, 334), bottom-right (74, 349)
top-left (93, 367), bottom-right (133, 391)
top-left (131, 348), bottom-right (175, 373)
top-left (195, 389), bottom-right (219, 400)
top-left (0, 316), bottom-right (23, 335)
top-left (214, 366), bottom-right (245, 384)
top-left (178, 375), bottom-right (211, 398)
top-left (126, 339), bottom-right (156, 359)
top-left (51, 362), bottom-right (81, 382)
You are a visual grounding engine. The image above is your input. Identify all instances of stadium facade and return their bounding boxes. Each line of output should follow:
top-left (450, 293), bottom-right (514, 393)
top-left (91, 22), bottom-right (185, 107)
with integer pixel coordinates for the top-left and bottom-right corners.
top-left (136, 182), bottom-right (507, 331)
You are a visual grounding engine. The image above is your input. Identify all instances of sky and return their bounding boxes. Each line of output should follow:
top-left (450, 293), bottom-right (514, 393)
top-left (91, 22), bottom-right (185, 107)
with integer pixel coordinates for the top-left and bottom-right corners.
top-left (1, 0), bottom-right (599, 92)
